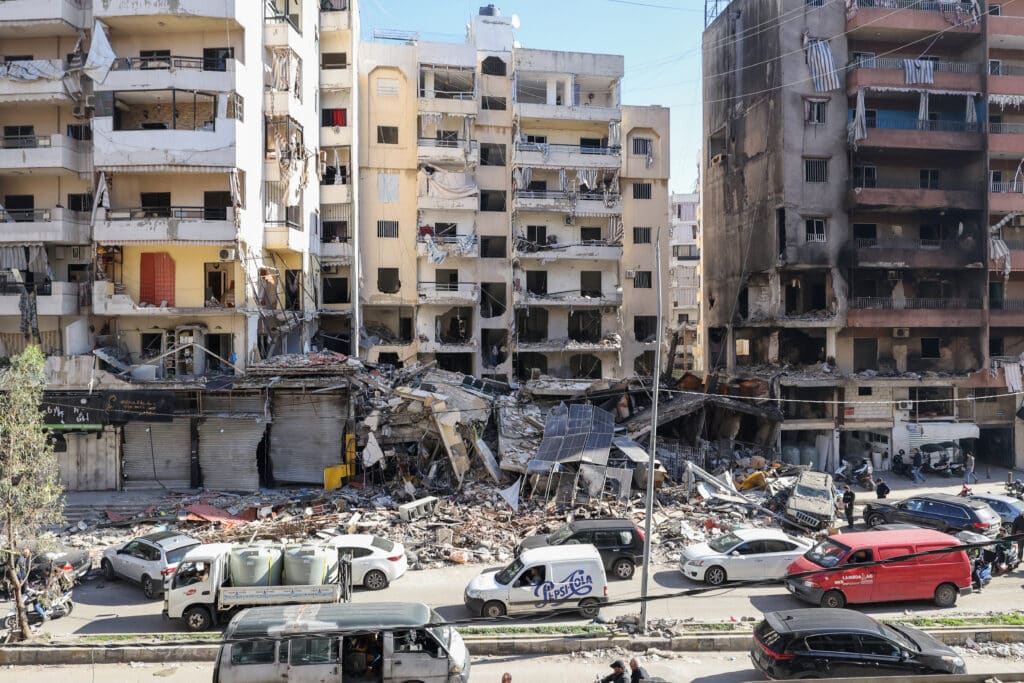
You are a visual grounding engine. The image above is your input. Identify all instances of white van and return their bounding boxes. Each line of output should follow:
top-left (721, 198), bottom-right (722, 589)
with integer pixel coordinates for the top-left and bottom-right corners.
top-left (212, 602), bottom-right (470, 683)
top-left (463, 545), bottom-right (608, 618)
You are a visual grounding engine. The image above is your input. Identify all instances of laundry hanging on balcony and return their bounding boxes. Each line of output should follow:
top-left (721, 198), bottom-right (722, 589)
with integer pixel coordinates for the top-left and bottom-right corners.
top-left (903, 59), bottom-right (934, 85)
top-left (0, 60), bottom-right (65, 82)
top-left (576, 169), bottom-right (599, 192)
top-left (965, 93), bottom-right (978, 125)
top-left (608, 121), bottom-right (621, 149)
top-left (917, 91), bottom-right (930, 126)
top-left (803, 35), bottom-right (840, 93)
top-left (91, 172), bottom-right (110, 227)
top-left (990, 93), bottom-right (1024, 110)
top-left (424, 168), bottom-right (478, 199)
top-left (511, 166), bottom-right (531, 191)
top-left (84, 21), bottom-right (115, 85)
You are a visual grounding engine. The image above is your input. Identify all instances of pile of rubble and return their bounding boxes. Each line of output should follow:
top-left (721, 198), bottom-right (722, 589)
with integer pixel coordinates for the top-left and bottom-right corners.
top-left (958, 638), bottom-right (1024, 660)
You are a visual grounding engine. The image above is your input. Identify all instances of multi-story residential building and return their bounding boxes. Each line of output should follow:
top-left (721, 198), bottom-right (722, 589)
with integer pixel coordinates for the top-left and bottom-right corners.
top-left (703, 0), bottom-right (1024, 468)
top-left (670, 191), bottom-right (701, 373)
top-left (357, 5), bottom-right (671, 388)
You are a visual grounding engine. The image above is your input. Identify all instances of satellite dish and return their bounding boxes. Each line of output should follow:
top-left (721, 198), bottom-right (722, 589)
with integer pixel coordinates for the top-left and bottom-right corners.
top-left (511, 14), bottom-right (521, 28)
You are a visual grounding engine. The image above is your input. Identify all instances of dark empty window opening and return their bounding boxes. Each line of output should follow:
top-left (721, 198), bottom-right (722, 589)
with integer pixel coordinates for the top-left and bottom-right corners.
top-left (436, 353), bottom-right (473, 375)
top-left (776, 207), bottom-right (786, 252)
top-left (480, 236), bottom-right (507, 258)
top-left (321, 52), bottom-right (347, 70)
top-left (141, 332), bottom-right (163, 359)
top-left (516, 308), bottom-right (548, 343)
top-left (525, 225), bottom-right (547, 244)
top-left (920, 169), bottom-right (940, 190)
top-left (853, 223), bottom-right (877, 242)
top-left (481, 330), bottom-right (508, 368)
top-left (580, 226), bottom-right (602, 242)
top-left (526, 271), bottom-right (547, 296)
top-left (434, 222), bottom-right (457, 238)
top-left (141, 192), bottom-right (171, 218)
top-left (322, 220), bottom-right (348, 243)
top-left (514, 352), bottom-right (548, 381)
top-left (920, 337), bottom-right (941, 359)
top-left (480, 190), bottom-right (506, 212)
top-left (203, 191), bottom-right (231, 220)
top-left (202, 47), bottom-right (233, 72)
top-left (434, 268), bottom-right (459, 291)
top-left (377, 220), bottom-right (399, 238)
top-left (571, 354), bottom-right (602, 380)
top-left (633, 351), bottom-right (656, 376)
top-left (737, 286), bottom-right (749, 319)
top-left (632, 183), bottom-right (652, 200)
top-left (481, 282), bottom-right (506, 317)
top-left (480, 143), bottom-right (506, 166)
top-left (633, 226), bottom-right (652, 244)
top-left (580, 271), bottom-right (602, 297)
top-left (481, 56), bottom-right (507, 76)
top-left (569, 310), bottom-right (602, 343)
top-left (990, 336), bottom-right (1005, 357)
top-left (376, 125), bottom-right (398, 144)
top-left (377, 268), bottom-right (400, 293)
top-left (858, 386), bottom-right (873, 396)
top-left (437, 307), bottom-right (473, 343)
top-left (779, 329), bottom-right (826, 366)
top-left (783, 271), bottom-right (829, 316)
top-left (634, 315), bottom-right (657, 343)
top-left (377, 352), bottom-right (401, 367)
top-left (481, 96), bottom-right (506, 111)
top-left (67, 193), bottom-right (93, 212)
top-left (322, 277), bottom-right (350, 304)
top-left (633, 271), bottom-right (652, 288)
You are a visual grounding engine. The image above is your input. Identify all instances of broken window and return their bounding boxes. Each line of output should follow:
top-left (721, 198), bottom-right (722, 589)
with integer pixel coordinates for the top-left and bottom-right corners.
top-left (322, 277), bottom-right (350, 304)
top-left (776, 207), bottom-right (787, 251)
top-left (516, 308), bottom-right (549, 342)
top-left (632, 227), bottom-right (652, 244)
top-left (204, 262), bottom-right (233, 307)
top-left (633, 351), bottom-right (655, 376)
top-left (920, 337), bottom-right (941, 359)
top-left (376, 125), bottom-right (398, 144)
top-left (634, 315), bottom-right (657, 343)
top-left (480, 143), bottom-right (506, 166)
top-left (480, 282), bottom-right (506, 317)
top-left (140, 332), bottom-right (163, 359)
top-left (481, 56), bottom-right (507, 76)
top-left (480, 236), bottom-right (506, 258)
top-left (436, 307), bottom-right (472, 343)
top-left (779, 329), bottom-right (825, 365)
top-left (783, 271), bottom-right (829, 315)
top-left (514, 352), bottom-right (548, 380)
top-left (569, 310), bottom-right (602, 343)
top-left (112, 89), bottom-right (218, 132)
top-left (853, 338), bottom-right (878, 372)
top-left (480, 190), bottom-right (506, 212)
top-left (570, 354), bottom-right (602, 379)
top-left (580, 271), bottom-right (602, 297)
top-left (377, 352), bottom-right (400, 367)
top-left (481, 330), bottom-right (508, 367)
top-left (632, 183), bottom-right (652, 200)
top-left (481, 96), bottom-right (506, 110)
top-left (525, 271), bottom-right (547, 295)
top-left (284, 269), bottom-right (302, 311)
top-left (633, 271), bottom-right (652, 288)
top-left (377, 268), bottom-right (400, 293)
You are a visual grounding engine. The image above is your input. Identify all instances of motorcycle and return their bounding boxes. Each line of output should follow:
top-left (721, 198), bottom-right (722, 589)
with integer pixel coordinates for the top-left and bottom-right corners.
top-left (2, 586), bottom-right (73, 630)
top-left (984, 543), bottom-right (1020, 576)
top-left (1006, 479), bottom-right (1024, 500)
top-left (836, 458), bottom-right (874, 491)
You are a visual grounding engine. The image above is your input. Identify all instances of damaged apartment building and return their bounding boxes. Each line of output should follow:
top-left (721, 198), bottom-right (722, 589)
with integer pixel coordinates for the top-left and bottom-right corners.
top-left (670, 191), bottom-right (702, 374)
top-left (0, 0), bottom-right (359, 491)
top-left (356, 5), bottom-right (671, 391)
top-left (703, 0), bottom-right (1024, 468)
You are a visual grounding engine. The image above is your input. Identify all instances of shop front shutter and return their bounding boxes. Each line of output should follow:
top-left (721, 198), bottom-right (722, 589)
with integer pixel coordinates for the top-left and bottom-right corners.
top-left (198, 418), bottom-right (264, 492)
top-left (270, 393), bottom-right (345, 484)
top-left (122, 420), bottom-right (191, 489)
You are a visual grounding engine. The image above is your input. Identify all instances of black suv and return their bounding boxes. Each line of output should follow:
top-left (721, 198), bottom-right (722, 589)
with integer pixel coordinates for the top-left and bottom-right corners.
top-left (515, 518), bottom-right (644, 580)
top-left (751, 609), bottom-right (965, 680)
top-left (863, 493), bottom-right (1001, 537)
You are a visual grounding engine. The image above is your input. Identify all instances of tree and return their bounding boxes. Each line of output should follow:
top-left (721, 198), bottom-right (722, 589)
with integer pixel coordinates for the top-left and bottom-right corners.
top-left (0, 346), bottom-right (63, 640)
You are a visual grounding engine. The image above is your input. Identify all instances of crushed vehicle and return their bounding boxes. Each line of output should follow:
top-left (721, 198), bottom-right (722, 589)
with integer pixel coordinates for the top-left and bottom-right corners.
top-left (783, 471), bottom-right (836, 531)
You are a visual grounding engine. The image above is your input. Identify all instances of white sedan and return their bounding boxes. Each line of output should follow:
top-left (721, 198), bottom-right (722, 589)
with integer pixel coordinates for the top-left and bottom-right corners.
top-left (679, 528), bottom-right (811, 586)
top-left (324, 534), bottom-right (408, 590)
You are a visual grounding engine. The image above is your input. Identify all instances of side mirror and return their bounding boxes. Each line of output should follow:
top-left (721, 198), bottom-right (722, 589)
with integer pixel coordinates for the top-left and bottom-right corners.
top-left (116, 548), bottom-right (125, 554)
top-left (899, 650), bottom-right (910, 661)
top-left (730, 551), bottom-right (741, 557)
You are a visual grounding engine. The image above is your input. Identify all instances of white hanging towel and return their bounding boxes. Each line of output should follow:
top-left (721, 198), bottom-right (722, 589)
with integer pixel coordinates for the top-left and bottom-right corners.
top-left (84, 21), bottom-right (116, 84)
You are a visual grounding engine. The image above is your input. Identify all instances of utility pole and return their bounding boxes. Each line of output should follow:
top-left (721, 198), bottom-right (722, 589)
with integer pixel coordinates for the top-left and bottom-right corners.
top-left (639, 227), bottom-right (664, 634)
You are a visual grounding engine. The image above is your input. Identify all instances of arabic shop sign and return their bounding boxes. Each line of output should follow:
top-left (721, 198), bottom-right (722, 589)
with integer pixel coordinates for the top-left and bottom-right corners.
top-left (42, 391), bottom-right (175, 425)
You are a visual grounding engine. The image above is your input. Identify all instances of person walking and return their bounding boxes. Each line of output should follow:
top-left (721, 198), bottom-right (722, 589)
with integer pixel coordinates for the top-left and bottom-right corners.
top-left (875, 477), bottom-right (890, 500)
top-left (964, 451), bottom-right (979, 485)
top-left (629, 658), bottom-right (649, 683)
top-left (842, 485), bottom-right (856, 527)
top-left (911, 449), bottom-right (926, 484)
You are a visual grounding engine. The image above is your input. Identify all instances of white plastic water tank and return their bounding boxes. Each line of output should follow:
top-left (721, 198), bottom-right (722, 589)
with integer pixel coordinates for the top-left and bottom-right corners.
top-left (229, 544), bottom-right (283, 587)
top-left (283, 545), bottom-right (338, 586)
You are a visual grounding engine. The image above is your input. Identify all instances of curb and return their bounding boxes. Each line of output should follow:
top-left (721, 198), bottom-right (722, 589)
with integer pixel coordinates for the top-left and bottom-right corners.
top-left (2, 627), bottom-right (1023, 665)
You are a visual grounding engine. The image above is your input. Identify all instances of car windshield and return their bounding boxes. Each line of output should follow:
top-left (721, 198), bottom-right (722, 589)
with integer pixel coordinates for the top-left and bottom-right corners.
top-left (547, 525), bottom-right (574, 545)
top-left (371, 537), bottom-right (395, 552)
top-left (427, 608), bottom-right (450, 650)
top-left (708, 533), bottom-right (743, 553)
top-left (804, 538), bottom-right (850, 568)
top-left (794, 484), bottom-right (831, 500)
top-left (1008, 499), bottom-right (1024, 516)
top-left (884, 623), bottom-right (920, 652)
top-left (495, 558), bottom-right (524, 586)
top-left (165, 543), bottom-right (199, 565)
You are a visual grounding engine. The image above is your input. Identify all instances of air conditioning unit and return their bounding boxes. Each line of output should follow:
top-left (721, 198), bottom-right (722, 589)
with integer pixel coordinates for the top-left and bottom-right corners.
top-left (322, 263), bottom-right (339, 275)
top-left (896, 400), bottom-right (914, 411)
top-left (893, 327), bottom-right (910, 338)
top-left (625, 269), bottom-right (637, 279)
top-left (218, 248), bottom-right (236, 262)
top-left (886, 270), bottom-right (900, 281)
top-left (83, 95), bottom-right (96, 108)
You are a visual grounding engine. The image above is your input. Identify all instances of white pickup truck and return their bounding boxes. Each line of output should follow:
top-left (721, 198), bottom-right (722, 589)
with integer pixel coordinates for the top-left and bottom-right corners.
top-left (163, 543), bottom-right (344, 631)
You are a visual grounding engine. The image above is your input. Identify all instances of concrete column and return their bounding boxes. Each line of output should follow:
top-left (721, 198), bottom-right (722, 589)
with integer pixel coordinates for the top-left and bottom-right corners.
top-left (826, 328), bottom-right (837, 361)
top-left (546, 79), bottom-right (558, 106)
top-left (423, 71), bottom-right (435, 99)
top-left (725, 327), bottom-right (736, 375)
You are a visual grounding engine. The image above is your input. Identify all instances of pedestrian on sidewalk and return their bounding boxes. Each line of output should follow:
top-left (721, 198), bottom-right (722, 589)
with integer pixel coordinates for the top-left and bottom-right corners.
top-left (842, 485), bottom-right (856, 527)
top-left (630, 658), bottom-right (649, 683)
top-left (875, 478), bottom-right (890, 500)
top-left (911, 449), bottom-right (926, 484)
top-left (964, 451), bottom-right (979, 485)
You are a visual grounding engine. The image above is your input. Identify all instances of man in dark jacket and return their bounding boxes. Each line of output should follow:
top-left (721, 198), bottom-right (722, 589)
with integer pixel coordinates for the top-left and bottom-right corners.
top-left (1012, 510), bottom-right (1024, 560)
top-left (911, 449), bottom-right (926, 483)
top-left (601, 660), bottom-right (628, 683)
top-left (842, 485), bottom-right (856, 527)
top-left (629, 658), bottom-right (649, 682)
top-left (875, 478), bottom-right (890, 500)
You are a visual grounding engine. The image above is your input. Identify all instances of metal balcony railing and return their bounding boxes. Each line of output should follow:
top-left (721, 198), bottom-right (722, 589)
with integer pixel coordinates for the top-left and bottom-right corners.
top-left (854, 238), bottom-right (962, 249)
top-left (850, 297), bottom-right (982, 309)
top-left (1003, 240), bottom-right (1024, 250)
top-left (416, 234), bottom-right (478, 245)
top-left (0, 281), bottom-right (52, 296)
top-left (852, 0), bottom-right (977, 11)
top-left (516, 190), bottom-right (568, 200)
top-left (992, 299), bottom-right (1024, 311)
top-left (105, 206), bottom-right (229, 220)
top-left (418, 89), bottom-right (476, 101)
top-left (515, 142), bottom-right (621, 155)
top-left (990, 181), bottom-right (1024, 193)
top-left (990, 122), bottom-right (1024, 134)
top-left (849, 178), bottom-right (980, 191)
top-left (417, 281), bottom-right (478, 292)
top-left (417, 137), bottom-right (478, 150)
top-left (2, 208), bottom-right (54, 222)
top-left (848, 57), bottom-right (980, 73)
top-left (991, 64), bottom-right (1024, 76)
top-left (0, 135), bottom-right (54, 149)
top-left (111, 56), bottom-right (231, 72)
top-left (870, 119), bottom-right (981, 133)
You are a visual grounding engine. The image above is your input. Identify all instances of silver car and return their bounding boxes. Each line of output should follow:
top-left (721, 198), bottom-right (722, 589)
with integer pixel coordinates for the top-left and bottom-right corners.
top-left (968, 493), bottom-right (1024, 529)
top-left (679, 528), bottom-right (812, 586)
top-left (101, 531), bottom-right (199, 599)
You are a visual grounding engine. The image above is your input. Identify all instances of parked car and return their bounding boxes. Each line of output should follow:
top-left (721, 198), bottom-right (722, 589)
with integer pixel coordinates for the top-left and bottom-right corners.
top-left (323, 534), bottom-right (408, 590)
top-left (516, 518), bottom-right (644, 580)
top-left (862, 493), bottom-right (1001, 537)
top-left (0, 541), bottom-right (90, 600)
top-left (785, 528), bottom-right (972, 608)
top-left (783, 471), bottom-right (836, 531)
top-left (101, 531), bottom-right (200, 599)
top-left (967, 493), bottom-right (1024, 530)
top-left (750, 608), bottom-right (966, 679)
top-left (678, 528), bottom-right (811, 586)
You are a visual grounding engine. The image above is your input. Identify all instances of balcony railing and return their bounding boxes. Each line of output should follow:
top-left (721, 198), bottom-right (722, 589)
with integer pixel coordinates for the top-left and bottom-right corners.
top-left (849, 179), bottom-right (981, 191)
top-left (417, 281), bottom-right (478, 292)
top-left (417, 137), bottom-right (470, 148)
top-left (991, 181), bottom-right (1024, 193)
top-left (111, 56), bottom-right (229, 72)
top-left (1, 208), bottom-right (57, 222)
top-left (514, 142), bottom-right (621, 156)
top-left (848, 57), bottom-right (980, 73)
top-left (851, 0), bottom-right (976, 11)
top-left (105, 206), bottom-right (228, 220)
top-left (321, 0), bottom-right (348, 9)
top-left (990, 122), bottom-right (1024, 135)
top-left (991, 64), bottom-right (1024, 76)
top-left (854, 238), bottom-right (961, 249)
top-left (1, 135), bottom-right (56, 149)
top-left (516, 190), bottom-right (568, 200)
top-left (416, 234), bottom-right (478, 245)
top-left (993, 299), bottom-right (1024, 311)
top-left (1003, 240), bottom-right (1024, 250)
top-left (870, 119), bottom-right (981, 133)
top-left (418, 89), bottom-right (475, 101)
top-left (850, 297), bottom-right (982, 309)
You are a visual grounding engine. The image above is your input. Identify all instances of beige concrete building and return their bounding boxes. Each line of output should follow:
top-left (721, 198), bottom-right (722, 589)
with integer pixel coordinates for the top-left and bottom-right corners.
top-left (670, 191), bottom-right (701, 374)
top-left (357, 6), bottom-right (671, 388)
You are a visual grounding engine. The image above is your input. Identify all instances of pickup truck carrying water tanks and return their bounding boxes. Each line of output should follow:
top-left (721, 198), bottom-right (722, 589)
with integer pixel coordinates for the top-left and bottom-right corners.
top-left (163, 541), bottom-right (348, 631)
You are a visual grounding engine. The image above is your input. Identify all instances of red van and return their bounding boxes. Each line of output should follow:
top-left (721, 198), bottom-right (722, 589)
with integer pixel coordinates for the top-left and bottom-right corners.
top-left (785, 529), bottom-right (972, 609)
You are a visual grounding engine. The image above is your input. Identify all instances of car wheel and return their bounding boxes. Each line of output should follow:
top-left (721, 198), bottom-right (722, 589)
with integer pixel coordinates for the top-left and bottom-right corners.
top-left (934, 582), bottom-right (958, 608)
top-left (183, 605), bottom-right (212, 632)
top-left (363, 569), bottom-right (389, 591)
top-left (820, 590), bottom-right (846, 609)
top-left (611, 558), bottom-right (635, 580)
top-left (481, 601), bottom-right (506, 619)
top-left (704, 565), bottom-right (727, 586)
top-left (141, 575), bottom-right (156, 600)
top-left (579, 598), bottom-right (600, 618)
top-left (866, 513), bottom-right (886, 528)
top-left (101, 559), bottom-right (116, 581)
top-left (63, 599), bottom-right (74, 618)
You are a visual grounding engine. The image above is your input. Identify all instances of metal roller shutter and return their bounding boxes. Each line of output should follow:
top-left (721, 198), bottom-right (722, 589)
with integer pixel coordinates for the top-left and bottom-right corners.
top-left (198, 418), bottom-right (264, 493)
top-left (122, 420), bottom-right (191, 489)
top-left (270, 394), bottom-right (345, 484)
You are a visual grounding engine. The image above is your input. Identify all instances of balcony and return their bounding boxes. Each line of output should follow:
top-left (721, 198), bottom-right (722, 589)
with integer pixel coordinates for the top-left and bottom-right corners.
top-left (416, 234), bottom-right (479, 259)
top-left (991, 239), bottom-right (1024, 272)
top-left (319, 2), bottom-right (350, 32)
top-left (513, 289), bottom-right (623, 308)
top-left (989, 13), bottom-right (1024, 48)
top-left (853, 117), bottom-right (983, 152)
top-left (320, 183), bottom-right (351, 205)
top-left (320, 125), bottom-right (352, 148)
top-left (94, 0), bottom-right (246, 29)
top-left (94, 207), bottom-right (238, 244)
top-left (513, 142), bottom-right (621, 169)
top-left (846, 179), bottom-right (982, 210)
top-left (514, 240), bottom-right (623, 261)
top-left (265, 16), bottom-right (303, 51)
top-left (514, 190), bottom-right (622, 215)
top-left (989, 181), bottom-right (1024, 213)
top-left (319, 239), bottom-right (353, 262)
top-left (417, 138), bottom-right (479, 166)
top-left (990, 123), bottom-right (1024, 158)
top-left (0, 0), bottom-right (89, 37)
top-left (991, 299), bottom-right (1024, 326)
top-left (93, 117), bottom-right (239, 171)
top-left (416, 282), bottom-right (480, 305)
top-left (989, 64), bottom-right (1024, 96)
top-left (847, 297), bottom-right (983, 327)
top-left (417, 193), bottom-right (478, 211)
top-left (0, 208), bottom-right (88, 244)
top-left (418, 339), bottom-right (477, 354)
top-left (0, 281), bottom-right (80, 316)
top-left (0, 134), bottom-right (90, 174)
top-left (418, 94), bottom-right (478, 117)
top-left (97, 57), bottom-right (239, 93)
top-left (846, 57), bottom-right (981, 94)
top-left (515, 102), bottom-right (620, 123)
top-left (92, 281), bottom-right (233, 316)
top-left (515, 337), bottom-right (622, 353)
top-left (320, 67), bottom-right (352, 91)
top-left (0, 59), bottom-right (70, 103)
top-left (851, 238), bottom-right (980, 268)
top-left (846, 1), bottom-right (981, 40)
